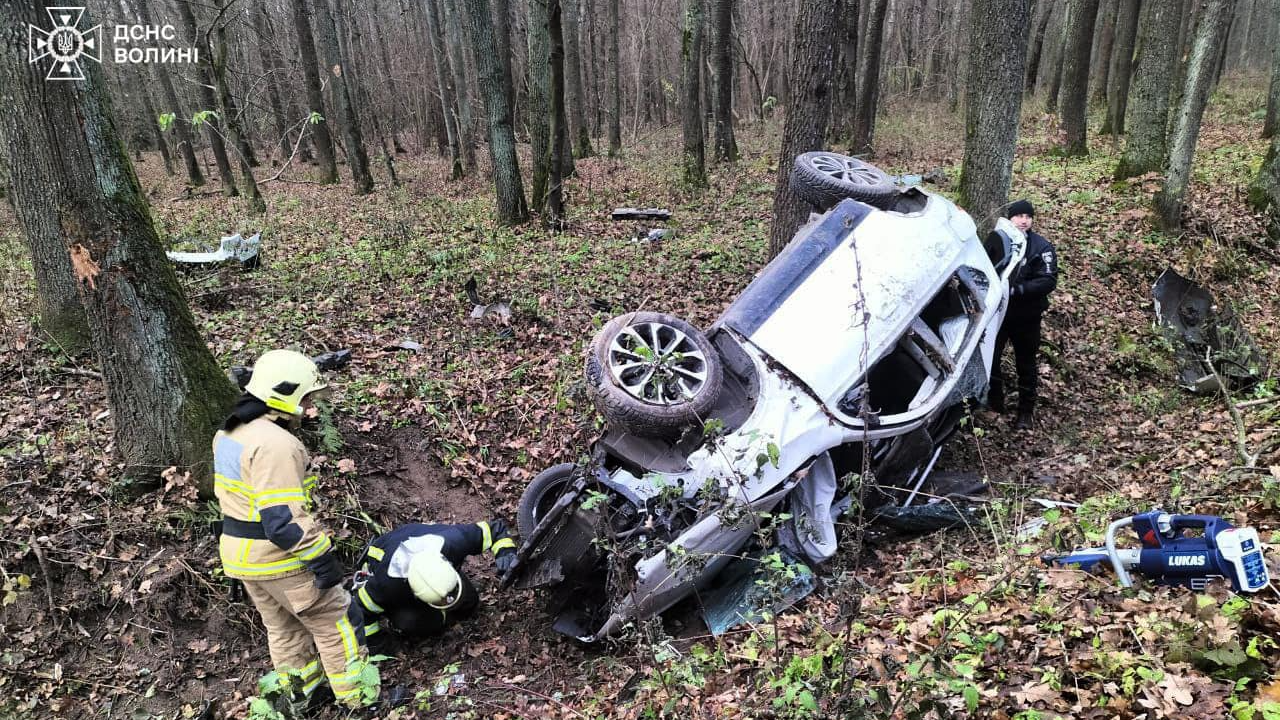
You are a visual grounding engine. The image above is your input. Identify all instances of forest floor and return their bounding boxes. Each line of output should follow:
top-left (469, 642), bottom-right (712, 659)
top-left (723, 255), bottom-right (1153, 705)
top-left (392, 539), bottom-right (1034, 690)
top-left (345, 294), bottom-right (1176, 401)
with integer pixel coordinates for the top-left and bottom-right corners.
top-left (1, 79), bottom-right (1279, 720)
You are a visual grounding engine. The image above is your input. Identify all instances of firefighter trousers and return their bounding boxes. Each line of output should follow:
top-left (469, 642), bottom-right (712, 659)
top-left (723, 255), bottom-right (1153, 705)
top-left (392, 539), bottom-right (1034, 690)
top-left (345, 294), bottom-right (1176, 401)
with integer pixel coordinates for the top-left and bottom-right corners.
top-left (243, 574), bottom-right (370, 705)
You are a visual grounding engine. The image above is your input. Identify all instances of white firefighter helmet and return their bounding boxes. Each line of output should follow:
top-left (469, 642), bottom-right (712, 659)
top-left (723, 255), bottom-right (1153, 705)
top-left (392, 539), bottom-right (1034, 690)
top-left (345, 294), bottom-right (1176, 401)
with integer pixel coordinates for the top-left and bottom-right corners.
top-left (407, 551), bottom-right (461, 610)
top-left (245, 349), bottom-right (328, 416)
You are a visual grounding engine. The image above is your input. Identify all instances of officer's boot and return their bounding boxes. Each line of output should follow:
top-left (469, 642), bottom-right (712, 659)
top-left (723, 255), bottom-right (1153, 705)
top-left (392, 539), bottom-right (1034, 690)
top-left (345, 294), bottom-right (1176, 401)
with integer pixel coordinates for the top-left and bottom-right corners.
top-left (987, 380), bottom-right (1006, 413)
top-left (1014, 397), bottom-right (1035, 430)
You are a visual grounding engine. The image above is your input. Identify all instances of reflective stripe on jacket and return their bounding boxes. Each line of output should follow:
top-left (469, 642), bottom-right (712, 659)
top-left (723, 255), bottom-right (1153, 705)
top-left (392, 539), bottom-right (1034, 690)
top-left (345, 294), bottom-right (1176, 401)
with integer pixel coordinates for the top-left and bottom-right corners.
top-left (213, 416), bottom-right (330, 580)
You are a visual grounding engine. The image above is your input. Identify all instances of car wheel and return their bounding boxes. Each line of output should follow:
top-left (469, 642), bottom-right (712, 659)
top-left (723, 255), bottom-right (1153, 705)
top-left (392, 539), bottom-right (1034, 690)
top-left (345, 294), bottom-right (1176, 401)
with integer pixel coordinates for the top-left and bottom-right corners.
top-left (585, 311), bottom-right (723, 437)
top-left (789, 151), bottom-right (897, 210)
top-left (517, 463), bottom-right (580, 538)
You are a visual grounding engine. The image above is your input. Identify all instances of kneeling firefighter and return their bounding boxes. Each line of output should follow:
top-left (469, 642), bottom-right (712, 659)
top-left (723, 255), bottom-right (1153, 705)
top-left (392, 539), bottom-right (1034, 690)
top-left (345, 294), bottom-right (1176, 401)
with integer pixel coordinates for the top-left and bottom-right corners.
top-left (352, 521), bottom-right (517, 647)
top-left (213, 349), bottom-right (375, 707)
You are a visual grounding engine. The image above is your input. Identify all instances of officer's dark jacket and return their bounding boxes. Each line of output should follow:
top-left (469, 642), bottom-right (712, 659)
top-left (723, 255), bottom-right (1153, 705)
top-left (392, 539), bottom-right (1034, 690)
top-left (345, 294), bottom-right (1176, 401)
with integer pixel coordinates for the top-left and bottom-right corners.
top-left (353, 523), bottom-right (496, 636)
top-left (1006, 229), bottom-right (1057, 321)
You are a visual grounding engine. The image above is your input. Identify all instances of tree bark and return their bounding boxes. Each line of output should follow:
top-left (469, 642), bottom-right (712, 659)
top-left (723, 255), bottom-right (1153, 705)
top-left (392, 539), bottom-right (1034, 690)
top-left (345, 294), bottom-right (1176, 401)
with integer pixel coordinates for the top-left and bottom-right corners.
top-left (0, 2), bottom-right (238, 485)
top-left (1045, 2), bottom-right (1070, 113)
top-left (606, 0), bottom-right (623, 155)
top-left (1090, 0), bottom-right (1118, 103)
top-left (461, 0), bottom-right (531, 224)
top-left (256, 8), bottom-right (294, 164)
top-left (708, 0), bottom-right (739, 162)
top-left (314, 0), bottom-right (374, 194)
top-left (850, 0), bottom-right (890, 156)
top-left (1024, 0), bottom-right (1053, 92)
top-left (288, 0), bottom-right (339, 182)
top-left (960, 0), bottom-right (1032, 234)
top-left (681, 0), bottom-right (708, 187)
top-left (493, 0), bottom-right (517, 107)
top-left (1101, 0), bottom-right (1140, 135)
top-left (443, 0), bottom-right (478, 171)
top-left (1115, 0), bottom-right (1182, 177)
top-left (1154, 0), bottom-right (1238, 229)
top-left (139, 84), bottom-right (174, 176)
top-left (564, 0), bottom-right (594, 158)
top-left (1060, 0), bottom-right (1101, 156)
top-left (347, 7), bottom-right (400, 186)
top-left (833, 0), bottom-right (861, 137)
top-left (175, 0), bottom-right (237, 197)
top-left (528, 0), bottom-right (552, 209)
top-left (210, 0), bottom-right (266, 213)
top-left (425, 0), bottom-right (465, 179)
top-left (127, 0), bottom-right (204, 187)
top-left (768, 0), bottom-right (841, 257)
top-left (1249, 131), bottom-right (1280, 241)
top-left (1264, 0), bottom-right (1280, 138)
top-left (548, 0), bottom-right (568, 228)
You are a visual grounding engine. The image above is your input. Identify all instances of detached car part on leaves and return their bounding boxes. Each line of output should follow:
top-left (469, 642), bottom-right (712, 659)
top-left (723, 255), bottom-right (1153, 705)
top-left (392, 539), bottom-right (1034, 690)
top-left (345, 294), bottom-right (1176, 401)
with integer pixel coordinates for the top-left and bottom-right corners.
top-left (505, 153), bottom-right (1028, 642)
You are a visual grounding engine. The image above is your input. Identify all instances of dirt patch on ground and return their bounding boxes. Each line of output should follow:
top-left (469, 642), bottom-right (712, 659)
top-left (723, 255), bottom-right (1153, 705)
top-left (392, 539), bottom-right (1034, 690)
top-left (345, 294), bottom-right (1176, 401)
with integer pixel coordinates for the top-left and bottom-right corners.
top-left (351, 426), bottom-right (497, 528)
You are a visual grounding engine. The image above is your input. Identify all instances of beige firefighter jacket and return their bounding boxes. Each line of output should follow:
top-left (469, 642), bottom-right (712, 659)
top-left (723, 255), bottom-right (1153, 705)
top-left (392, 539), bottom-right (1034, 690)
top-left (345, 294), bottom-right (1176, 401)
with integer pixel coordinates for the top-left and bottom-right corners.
top-left (213, 415), bottom-right (330, 581)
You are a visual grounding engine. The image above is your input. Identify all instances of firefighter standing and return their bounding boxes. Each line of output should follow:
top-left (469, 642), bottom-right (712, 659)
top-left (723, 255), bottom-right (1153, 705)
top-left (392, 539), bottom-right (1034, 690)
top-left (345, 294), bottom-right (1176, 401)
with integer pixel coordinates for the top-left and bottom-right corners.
top-left (352, 521), bottom-right (517, 647)
top-left (989, 199), bottom-right (1058, 430)
top-left (213, 350), bottom-right (373, 707)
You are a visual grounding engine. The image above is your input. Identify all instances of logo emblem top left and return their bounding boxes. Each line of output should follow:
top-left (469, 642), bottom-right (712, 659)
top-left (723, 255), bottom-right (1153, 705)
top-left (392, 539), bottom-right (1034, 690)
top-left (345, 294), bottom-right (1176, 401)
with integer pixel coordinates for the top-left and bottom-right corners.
top-left (28, 7), bottom-right (102, 81)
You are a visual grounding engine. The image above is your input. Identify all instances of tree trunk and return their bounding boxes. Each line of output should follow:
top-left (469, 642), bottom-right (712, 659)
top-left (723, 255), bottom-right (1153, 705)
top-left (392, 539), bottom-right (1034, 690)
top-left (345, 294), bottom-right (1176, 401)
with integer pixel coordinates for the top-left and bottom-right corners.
top-left (606, 0), bottom-right (623, 155)
top-left (850, 0), bottom-right (890, 156)
top-left (314, 0), bottom-right (373, 194)
top-left (347, 7), bottom-right (400, 186)
top-left (131, 0), bottom-right (203, 188)
top-left (1024, 0), bottom-right (1053, 92)
top-left (1045, 2), bottom-right (1070, 113)
top-left (493, 0), bottom-right (517, 107)
top-left (425, 0), bottom-right (465, 179)
top-left (564, 0), bottom-right (595, 158)
top-left (681, 0), bottom-right (708, 187)
top-left (1115, 0), bottom-right (1182, 177)
top-left (1060, 0), bottom-right (1101, 156)
top-left (1249, 131), bottom-right (1280, 241)
top-left (443, 0), bottom-right (478, 171)
top-left (175, 0), bottom-right (237, 197)
top-left (1090, 0), bottom-right (1118, 103)
top-left (548, 0), bottom-right (568, 228)
top-left (960, 0), bottom-right (1032, 234)
top-left (139, 85), bottom-right (174, 176)
top-left (768, 0), bottom-right (841, 257)
top-left (1101, 0), bottom-right (1140, 135)
top-left (0, 2), bottom-right (237, 485)
top-left (257, 9), bottom-right (294, 164)
top-left (1263, 0), bottom-right (1280, 138)
top-left (210, 0), bottom-right (266, 213)
top-left (528, 0), bottom-right (553, 210)
top-left (709, 0), bottom-right (740, 162)
top-left (462, 0), bottom-right (531, 224)
top-left (1154, 0), bottom-right (1238, 229)
top-left (288, 0), bottom-right (339, 182)
top-left (834, 0), bottom-right (861, 137)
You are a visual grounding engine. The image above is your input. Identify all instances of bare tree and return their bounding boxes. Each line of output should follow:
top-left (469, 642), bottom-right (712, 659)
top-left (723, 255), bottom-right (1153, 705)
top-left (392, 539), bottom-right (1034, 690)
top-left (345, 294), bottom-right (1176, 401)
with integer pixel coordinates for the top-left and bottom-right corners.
top-left (768, 0), bottom-right (841, 257)
top-left (548, 0), bottom-right (569, 228)
top-left (681, 0), bottom-right (707, 187)
top-left (288, 0), bottom-right (339, 182)
top-left (1060, 0), bottom-right (1101, 156)
top-left (850, 0), bottom-right (889, 156)
top-left (1115, 0), bottom-right (1182, 178)
top-left (529, 0), bottom-right (552, 209)
top-left (564, 0), bottom-right (594, 157)
top-left (425, 0), bottom-right (465, 179)
top-left (1154, 0), bottom-right (1238, 229)
top-left (1264, 0), bottom-right (1280, 138)
top-left (314, 0), bottom-right (374, 194)
top-left (1101, 0), bottom-right (1140, 136)
top-left (606, 0), bottom-right (623, 155)
top-left (0, 1), bottom-right (237, 485)
top-left (175, 0), bottom-right (237, 196)
top-left (709, 0), bottom-right (739, 162)
top-left (1090, 0), bottom-right (1117, 103)
top-left (960, 0), bottom-right (1032, 234)
top-left (210, 0), bottom-right (267, 212)
top-left (1024, 0), bottom-right (1053, 92)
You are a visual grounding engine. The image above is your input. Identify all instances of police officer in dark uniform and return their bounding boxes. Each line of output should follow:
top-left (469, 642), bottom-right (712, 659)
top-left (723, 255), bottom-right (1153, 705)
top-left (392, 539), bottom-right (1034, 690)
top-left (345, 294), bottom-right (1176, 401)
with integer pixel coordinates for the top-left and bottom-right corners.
top-left (990, 199), bottom-right (1058, 430)
top-left (351, 520), bottom-right (517, 650)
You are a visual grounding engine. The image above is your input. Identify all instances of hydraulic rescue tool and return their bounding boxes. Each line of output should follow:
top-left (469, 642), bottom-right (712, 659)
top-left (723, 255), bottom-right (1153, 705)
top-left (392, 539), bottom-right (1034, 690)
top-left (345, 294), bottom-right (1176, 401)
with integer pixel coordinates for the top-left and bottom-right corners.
top-left (1045, 510), bottom-right (1270, 593)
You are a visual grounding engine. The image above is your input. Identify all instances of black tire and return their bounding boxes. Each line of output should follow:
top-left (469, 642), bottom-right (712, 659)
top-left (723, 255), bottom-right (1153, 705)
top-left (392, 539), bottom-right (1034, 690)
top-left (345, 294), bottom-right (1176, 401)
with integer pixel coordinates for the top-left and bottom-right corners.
top-left (789, 151), bottom-right (898, 211)
top-left (517, 463), bottom-right (580, 538)
top-left (585, 311), bottom-right (723, 437)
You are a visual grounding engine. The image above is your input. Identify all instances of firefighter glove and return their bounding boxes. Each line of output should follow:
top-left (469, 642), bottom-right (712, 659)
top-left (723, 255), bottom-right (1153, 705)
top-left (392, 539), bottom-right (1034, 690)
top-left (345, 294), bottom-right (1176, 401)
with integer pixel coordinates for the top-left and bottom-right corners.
top-left (494, 547), bottom-right (517, 577)
top-left (307, 551), bottom-right (344, 589)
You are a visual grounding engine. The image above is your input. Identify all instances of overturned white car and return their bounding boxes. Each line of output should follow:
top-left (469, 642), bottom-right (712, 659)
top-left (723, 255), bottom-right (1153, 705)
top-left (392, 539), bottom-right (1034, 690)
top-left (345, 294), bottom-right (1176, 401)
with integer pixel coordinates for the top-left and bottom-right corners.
top-left (505, 152), bottom-right (1027, 641)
